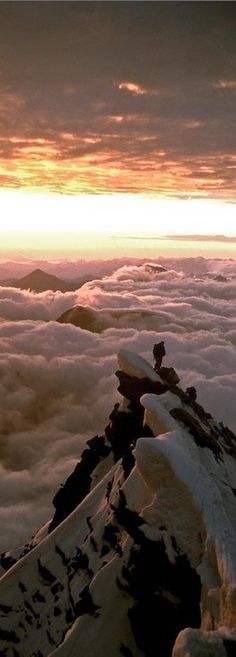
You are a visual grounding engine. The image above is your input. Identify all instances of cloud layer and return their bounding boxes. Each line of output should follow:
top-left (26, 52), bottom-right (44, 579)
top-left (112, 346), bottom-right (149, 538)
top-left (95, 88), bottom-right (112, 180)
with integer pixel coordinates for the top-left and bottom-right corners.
top-left (0, 255), bottom-right (236, 553)
top-left (0, 2), bottom-right (235, 199)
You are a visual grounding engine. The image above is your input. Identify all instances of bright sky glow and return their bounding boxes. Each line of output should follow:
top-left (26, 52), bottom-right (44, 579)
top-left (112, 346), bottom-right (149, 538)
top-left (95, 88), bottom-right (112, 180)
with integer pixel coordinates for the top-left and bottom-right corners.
top-left (0, 2), bottom-right (235, 258)
top-left (0, 189), bottom-right (235, 237)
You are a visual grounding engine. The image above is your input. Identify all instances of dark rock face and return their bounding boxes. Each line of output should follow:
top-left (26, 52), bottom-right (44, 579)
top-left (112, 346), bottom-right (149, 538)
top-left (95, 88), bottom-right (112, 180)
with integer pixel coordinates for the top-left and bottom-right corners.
top-left (127, 548), bottom-right (200, 657)
top-left (112, 490), bottom-right (201, 657)
top-left (170, 407), bottom-right (223, 460)
top-left (0, 627), bottom-right (20, 643)
top-left (223, 638), bottom-right (236, 656)
top-left (219, 422), bottom-right (236, 459)
top-left (49, 394), bottom-right (156, 534)
top-left (74, 585), bottom-right (100, 618)
top-left (48, 367), bottom-right (167, 535)
top-left (0, 553), bottom-right (16, 571)
top-left (49, 436), bottom-right (111, 532)
top-left (116, 370), bottom-right (168, 401)
top-left (159, 366), bottom-right (180, 385)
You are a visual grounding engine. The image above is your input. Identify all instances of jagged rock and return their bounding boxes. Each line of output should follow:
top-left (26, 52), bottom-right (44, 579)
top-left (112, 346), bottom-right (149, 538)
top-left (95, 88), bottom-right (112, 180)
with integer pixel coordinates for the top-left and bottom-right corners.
top-left (170, 407), bottom-right (222, 460)
top-left (160, 366), bottom-right (180, 385)
top-left (0, 348), bottom-right (236, 657)
top-left (49, 435), bottom-right (111, 532)
top-left (116, 370), bottom-right (168, 401)
top-left (49, 369), bottom-right (161, 534)
top-left (0, 552), bottom-right (16, 571)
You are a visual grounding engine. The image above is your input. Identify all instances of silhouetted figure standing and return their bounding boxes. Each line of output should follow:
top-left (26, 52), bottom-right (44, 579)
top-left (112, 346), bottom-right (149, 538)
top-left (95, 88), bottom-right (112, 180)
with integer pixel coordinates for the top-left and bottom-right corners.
top-left (153, 341), bottom-right (166, 372)
top-left (186, 386), bottom-right (197, 402)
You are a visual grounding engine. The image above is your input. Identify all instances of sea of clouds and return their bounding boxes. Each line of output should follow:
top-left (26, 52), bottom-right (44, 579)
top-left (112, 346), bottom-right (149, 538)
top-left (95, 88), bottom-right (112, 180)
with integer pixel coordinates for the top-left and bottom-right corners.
top-left (0, 255), bottom-right (236, 553)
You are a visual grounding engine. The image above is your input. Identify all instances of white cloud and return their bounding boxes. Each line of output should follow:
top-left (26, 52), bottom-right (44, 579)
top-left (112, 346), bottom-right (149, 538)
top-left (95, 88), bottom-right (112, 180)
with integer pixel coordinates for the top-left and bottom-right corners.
top-left (0, 287), bottom-right (81, 321)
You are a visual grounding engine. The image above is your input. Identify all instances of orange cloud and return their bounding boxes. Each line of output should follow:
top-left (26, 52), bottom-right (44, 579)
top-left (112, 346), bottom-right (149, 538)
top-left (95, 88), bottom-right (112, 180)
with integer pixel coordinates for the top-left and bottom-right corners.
top-left (213, 80), bottom-right (236, 90)
top-left (182, 120), bottom-right (202, 129)
top-left (60, 133), bottom-right (76, 141)
top-left (8, 137), bottom-right (54, 145)
top-left (107, 115), bottom-right (124, 123)
top-left (118, 82), bottom-right (146, 95)
top-left (82, 137), bottom-right (102, 144)
top-left (0, 145), bottom-right (234, 201)
top-left (117, 82), bottom-right (159, 96)
top-left (0, 110), bottom-right (235, 201)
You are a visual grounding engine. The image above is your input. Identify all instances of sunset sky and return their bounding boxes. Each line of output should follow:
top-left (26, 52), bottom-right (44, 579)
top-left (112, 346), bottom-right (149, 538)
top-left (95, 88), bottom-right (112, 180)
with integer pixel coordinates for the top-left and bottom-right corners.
top-left (0, 1), bottom-right (235, 252)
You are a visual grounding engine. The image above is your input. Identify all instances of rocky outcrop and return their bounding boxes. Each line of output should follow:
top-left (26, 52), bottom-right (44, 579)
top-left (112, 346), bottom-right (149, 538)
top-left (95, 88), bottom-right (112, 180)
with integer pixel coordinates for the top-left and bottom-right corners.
top-left (49, 353), bottom-right (167, 534)
top-left (56, 307), bottom-right (171, 333)
top-left (0, 349), bottom-right (236, 657)
top-left (57, 305), bottom-right (102, 332)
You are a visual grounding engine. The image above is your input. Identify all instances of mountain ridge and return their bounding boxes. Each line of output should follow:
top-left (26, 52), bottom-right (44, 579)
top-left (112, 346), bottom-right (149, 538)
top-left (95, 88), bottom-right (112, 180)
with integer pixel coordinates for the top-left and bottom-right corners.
top-left (1, 348), bottom-right (236, 657)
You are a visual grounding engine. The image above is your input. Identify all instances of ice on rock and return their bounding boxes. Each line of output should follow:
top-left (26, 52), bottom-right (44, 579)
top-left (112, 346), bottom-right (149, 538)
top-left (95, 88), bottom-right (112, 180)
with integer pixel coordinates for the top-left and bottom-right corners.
top-left (117, 349), bottom-right (161, 382)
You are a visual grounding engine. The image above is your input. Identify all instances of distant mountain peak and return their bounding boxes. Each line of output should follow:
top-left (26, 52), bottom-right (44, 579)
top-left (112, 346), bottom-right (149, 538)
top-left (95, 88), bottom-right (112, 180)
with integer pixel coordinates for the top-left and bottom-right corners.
top-left (30, 267), bottom-right (48, 275)
top-left (10, 268), bottom-right (80, 293)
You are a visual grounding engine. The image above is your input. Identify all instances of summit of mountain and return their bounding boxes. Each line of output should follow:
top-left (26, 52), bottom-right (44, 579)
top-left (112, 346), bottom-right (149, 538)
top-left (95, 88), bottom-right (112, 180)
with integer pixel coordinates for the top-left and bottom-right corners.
top-left (2, 268), bottom-right (94, 293)
top-left (14, 268), bottom-right (77, 292)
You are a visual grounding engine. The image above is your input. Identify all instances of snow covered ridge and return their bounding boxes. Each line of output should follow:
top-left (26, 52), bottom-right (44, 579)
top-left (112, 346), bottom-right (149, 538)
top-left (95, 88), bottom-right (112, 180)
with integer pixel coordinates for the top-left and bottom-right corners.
top-left (1, 348), bottom-right (236, 657)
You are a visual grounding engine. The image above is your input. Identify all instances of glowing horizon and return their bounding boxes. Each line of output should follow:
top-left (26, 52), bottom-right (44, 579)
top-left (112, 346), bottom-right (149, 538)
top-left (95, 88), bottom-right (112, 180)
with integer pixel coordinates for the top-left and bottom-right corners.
top-left (0, 188), bottom-right (235, 260)
top-left (0, 188), bottom-right (235, 236)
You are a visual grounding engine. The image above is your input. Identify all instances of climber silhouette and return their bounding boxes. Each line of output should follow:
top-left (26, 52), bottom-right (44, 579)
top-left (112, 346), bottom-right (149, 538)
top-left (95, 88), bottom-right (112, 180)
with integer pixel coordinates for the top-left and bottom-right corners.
top-left (186, 386), bottom-right (197, 402)
top-left (153, 341), bottom-right (166, 372)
